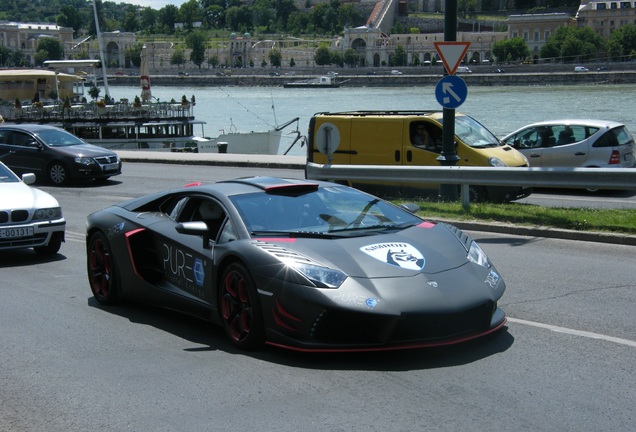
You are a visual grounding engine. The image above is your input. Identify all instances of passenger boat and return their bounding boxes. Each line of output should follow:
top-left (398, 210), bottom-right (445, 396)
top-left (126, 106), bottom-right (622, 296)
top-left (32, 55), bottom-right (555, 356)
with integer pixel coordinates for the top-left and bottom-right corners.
top-left (0, 68), bottom-right (298, 154)
top-left (283, 75), bottom-right (342, 88)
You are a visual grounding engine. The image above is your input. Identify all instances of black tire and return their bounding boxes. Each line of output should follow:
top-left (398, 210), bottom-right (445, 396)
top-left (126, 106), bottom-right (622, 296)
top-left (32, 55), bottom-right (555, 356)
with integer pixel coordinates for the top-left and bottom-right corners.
top-left (48, 162), bottom-right (68, 185)
top-left (33, 231), bottom-right (63, 255)
top-left (468, 185), bottom-right (487, 203)
top-left (87, 231), bottom-right (120, 305)
top-left (219, 262), bottom-right (264, 349)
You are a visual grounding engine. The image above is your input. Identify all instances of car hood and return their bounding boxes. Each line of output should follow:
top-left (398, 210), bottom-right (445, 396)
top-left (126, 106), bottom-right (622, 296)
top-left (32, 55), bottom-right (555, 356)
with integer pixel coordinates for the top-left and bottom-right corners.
top-left (254, 223), bottom-right (473, 278)
top-left (0, 182), bottom-right (60, 210)
top-left (50, 143), bottom-right (118, 158)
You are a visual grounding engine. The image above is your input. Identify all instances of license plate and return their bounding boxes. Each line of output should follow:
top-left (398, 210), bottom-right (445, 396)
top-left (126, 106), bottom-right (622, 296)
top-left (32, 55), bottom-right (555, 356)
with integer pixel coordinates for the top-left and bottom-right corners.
top-left (103, 163), bottom-right (119, 172)
top-left (0, 226), bottom-right (34, 239)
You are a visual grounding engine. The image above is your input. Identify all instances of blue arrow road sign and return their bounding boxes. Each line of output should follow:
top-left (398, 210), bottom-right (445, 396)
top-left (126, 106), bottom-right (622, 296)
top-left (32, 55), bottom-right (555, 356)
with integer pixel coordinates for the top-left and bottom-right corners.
top-left (435, 75), bottom-right (468, 109)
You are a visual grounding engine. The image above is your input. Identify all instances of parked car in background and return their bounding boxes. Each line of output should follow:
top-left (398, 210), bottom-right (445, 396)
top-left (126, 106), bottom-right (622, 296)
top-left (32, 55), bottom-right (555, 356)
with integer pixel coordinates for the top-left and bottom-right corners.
top-left (0, 161), bottom-right (65, 255)
top-left (456, 66), bottom-right (472, 73)
top-left (574, 66), bottom-right (589, 72)
top-left (0, 124), bottom-right (122, 185)
top-left (390, 69), bottom-right (403, 75)
top-left (501, 119), bottom-right (635, 170)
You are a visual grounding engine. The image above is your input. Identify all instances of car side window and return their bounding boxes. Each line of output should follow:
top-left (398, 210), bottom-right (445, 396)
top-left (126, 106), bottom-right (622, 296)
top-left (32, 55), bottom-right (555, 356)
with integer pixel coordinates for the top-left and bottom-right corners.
top-left (9, 131), bottom-right (36, 147)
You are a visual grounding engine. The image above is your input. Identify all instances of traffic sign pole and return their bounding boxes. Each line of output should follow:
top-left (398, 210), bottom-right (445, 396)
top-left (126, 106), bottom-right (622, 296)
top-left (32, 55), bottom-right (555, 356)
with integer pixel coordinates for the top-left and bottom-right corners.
top-left (439, 0), bottom-right (460, 201)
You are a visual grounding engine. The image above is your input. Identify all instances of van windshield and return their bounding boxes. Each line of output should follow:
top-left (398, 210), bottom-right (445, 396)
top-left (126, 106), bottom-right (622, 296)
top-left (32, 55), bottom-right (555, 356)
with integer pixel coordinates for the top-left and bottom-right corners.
top-left (441, 116), bottom-right (502, 148)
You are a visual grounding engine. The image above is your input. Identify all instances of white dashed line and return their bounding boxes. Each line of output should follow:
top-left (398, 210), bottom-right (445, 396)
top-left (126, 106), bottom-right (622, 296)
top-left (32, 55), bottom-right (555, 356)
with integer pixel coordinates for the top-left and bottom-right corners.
top-left (507, 317), bottom-right (636, 347)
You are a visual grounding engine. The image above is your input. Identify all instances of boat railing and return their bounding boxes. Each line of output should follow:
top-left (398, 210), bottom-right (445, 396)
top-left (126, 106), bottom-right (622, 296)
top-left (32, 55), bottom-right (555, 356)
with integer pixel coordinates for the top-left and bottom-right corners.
top-left (0, 101), bottom-right (194, 123)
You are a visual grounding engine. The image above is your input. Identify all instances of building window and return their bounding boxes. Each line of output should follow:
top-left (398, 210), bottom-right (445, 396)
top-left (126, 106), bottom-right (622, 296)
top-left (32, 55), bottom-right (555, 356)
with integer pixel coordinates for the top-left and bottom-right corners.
top-left (610, 2), bottom-right (617, 8)
top-left (545, 31), bottom-right (551, 40)
top-left (620, 2), bottom-right (630, 8)
top-left (534, 31), bottom-right (540, 41)
top-left (523, 31), bottom-right (529, 42)
top-left (597, 3), bottom-right (606, 9)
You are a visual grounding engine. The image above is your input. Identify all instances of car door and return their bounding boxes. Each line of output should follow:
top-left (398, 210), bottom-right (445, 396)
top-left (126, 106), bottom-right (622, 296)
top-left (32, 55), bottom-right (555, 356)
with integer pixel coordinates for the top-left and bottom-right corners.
top-left (542, 125), bottom-right (589, 167)
top-left (148, 195), bottom-right (232, 311)
top-left (0, 130), bottom-right (48, 176)
top-left (503, 126), bottom-right (545, 167)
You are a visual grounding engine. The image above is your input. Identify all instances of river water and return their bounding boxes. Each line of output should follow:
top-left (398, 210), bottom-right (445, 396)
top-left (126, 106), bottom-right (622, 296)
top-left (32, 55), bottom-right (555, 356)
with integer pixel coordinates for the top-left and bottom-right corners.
top-left (108, 84), bottom-right (636, 156)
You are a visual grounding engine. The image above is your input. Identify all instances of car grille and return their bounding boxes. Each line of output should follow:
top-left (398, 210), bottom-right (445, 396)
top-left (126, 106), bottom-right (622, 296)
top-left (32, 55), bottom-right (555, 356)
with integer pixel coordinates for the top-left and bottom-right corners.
top-left (311, 301), bottom-right (495, 345)
top-left (94, 155), bottom-right (119, 165)
top-left (0, 209), bottom-right (29, 224)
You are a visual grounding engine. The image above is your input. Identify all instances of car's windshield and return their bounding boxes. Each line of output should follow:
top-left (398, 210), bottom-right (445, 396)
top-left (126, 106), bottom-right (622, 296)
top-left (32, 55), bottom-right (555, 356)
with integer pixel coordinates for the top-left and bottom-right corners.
top-left (230, 185), bottom-right (422, 236)
top-left (0, 163), bottom-right (20, 183)
top-left (440, 115), bottom-right (502, 148)
top-left (36, 129), bottom-right (86, 147)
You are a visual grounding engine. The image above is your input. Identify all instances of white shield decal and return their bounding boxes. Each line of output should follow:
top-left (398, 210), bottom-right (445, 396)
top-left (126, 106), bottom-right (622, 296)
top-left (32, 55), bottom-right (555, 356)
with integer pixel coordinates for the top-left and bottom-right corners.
top-left (360, 242), bottom-right (425, 270)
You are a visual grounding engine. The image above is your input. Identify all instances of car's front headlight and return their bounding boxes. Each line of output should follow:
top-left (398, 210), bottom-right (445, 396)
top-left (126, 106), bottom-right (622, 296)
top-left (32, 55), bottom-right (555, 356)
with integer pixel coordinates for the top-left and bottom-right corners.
top-left (488, 157), bottom-right (507, 167)
top-left (74, 157), bottom-right (96, 165)
top-left (467, 241), bottom-right (491, 268)
top-left (33, 207), bottom-right (63, 221)
top-left (285, 260), bottom-right (347, 289)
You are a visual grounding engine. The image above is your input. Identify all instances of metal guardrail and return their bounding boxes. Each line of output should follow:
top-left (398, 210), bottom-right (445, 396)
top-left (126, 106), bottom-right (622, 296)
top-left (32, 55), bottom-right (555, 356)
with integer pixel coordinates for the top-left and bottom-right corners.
top-left (305, 162), bottom-right (636, 206)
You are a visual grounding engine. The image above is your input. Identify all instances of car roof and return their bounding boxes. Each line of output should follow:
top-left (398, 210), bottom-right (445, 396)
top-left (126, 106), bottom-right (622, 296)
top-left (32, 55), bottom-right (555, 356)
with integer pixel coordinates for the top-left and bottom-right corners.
top-left (510, 119), bottom-right (625, 129)
top-left (0, 123), bottom-right (64, 133)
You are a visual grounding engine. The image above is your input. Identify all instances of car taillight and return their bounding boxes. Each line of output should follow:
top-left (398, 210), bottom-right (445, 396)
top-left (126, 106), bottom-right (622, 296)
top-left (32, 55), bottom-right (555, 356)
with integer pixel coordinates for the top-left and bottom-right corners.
top-left (609, 150), bottom-right (621, 165)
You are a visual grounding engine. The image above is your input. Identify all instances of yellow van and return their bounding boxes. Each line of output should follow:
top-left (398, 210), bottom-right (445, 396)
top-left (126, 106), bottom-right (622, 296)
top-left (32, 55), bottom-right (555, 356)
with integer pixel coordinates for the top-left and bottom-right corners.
top-left (307, 110), bottom-right (531, 202)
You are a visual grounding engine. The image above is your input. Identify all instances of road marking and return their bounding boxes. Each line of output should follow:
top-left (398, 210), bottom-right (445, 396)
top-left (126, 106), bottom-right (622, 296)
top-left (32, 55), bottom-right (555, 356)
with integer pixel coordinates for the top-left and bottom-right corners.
top-left (508, 317), bottom-right (636, 347)
top-left (65, 231), bottom-right (85, 243)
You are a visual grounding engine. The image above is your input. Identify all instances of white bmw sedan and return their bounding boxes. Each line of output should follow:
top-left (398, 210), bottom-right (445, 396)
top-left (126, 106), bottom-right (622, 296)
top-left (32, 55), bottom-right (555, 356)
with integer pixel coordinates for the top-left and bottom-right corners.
top-left (0, 161), bottom-right (65, 255)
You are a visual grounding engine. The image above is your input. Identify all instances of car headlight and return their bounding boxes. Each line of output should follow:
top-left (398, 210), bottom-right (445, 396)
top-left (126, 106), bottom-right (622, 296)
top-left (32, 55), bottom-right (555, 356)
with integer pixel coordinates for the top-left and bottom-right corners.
top-left (467, 241), bottom-right (491, 268)
top-left (74, 157), bottom-right (96, 165)
top-left (488, 157), bottom-right (507, 167)
top-left (33, 207), bottom-right (63, 220)
top-left (285, 260), bottom-right (347, 289)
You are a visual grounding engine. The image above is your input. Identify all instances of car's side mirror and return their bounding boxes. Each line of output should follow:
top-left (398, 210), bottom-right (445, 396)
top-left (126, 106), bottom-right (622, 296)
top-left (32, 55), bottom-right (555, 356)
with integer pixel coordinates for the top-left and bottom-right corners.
top-left (175, 221), bottom-right (212, 249)
top-left (21, 173), bottom-right (36, 185)
top-left (400, 203), bottom-right (420, 214)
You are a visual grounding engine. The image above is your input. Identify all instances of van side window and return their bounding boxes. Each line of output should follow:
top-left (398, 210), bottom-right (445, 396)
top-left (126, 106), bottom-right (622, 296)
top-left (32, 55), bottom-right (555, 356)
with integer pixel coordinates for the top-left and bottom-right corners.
top-left (411, 122), bottom-right (440, 152)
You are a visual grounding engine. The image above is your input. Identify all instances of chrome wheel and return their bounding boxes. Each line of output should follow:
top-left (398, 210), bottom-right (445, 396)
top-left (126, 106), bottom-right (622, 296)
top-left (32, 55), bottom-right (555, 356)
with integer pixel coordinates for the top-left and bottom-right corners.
top-left (48, 162), bottom-right (68, 185)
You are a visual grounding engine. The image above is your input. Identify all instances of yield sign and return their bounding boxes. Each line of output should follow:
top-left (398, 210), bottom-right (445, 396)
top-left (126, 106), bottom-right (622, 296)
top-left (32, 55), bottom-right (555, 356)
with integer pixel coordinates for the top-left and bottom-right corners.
top-left (434, 42), bottom-right (471, 75)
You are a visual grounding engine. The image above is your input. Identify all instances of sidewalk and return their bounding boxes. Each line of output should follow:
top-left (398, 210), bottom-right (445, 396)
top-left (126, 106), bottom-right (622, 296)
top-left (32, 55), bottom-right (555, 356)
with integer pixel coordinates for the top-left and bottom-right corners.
top-left (116, 150), bottom-right (636, 246)
top-left (116, 150), bottom-right (306, 169)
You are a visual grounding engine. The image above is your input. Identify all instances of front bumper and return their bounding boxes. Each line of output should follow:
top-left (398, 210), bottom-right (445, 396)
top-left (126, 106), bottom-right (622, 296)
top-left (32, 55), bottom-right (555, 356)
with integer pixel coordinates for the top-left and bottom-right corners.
top-left (0, 218), bottom-right (66, 251)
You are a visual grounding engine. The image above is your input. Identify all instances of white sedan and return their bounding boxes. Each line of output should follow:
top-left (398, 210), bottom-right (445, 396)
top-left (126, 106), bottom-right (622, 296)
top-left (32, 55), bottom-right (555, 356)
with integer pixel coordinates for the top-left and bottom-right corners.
top-left (0, 161), bottom-right (65, 255)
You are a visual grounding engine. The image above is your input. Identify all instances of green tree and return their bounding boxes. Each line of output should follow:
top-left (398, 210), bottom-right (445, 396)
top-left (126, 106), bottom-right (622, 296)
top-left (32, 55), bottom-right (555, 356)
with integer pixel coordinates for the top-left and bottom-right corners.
top-left (123, 6), bottom-right (140, 32)
top-left (126, 43), bottom-right (143, 68)
top-left (314, 45), bottom-right (331, 66)
top-left (57, 6), bottom-right (84, 36)
top-left (608, 24), bottom-right (636, 61)
top-left (268, 48), bottom-right (282, 67)
top-left (35, 38), bottom-right (64, 65)
top-left (492, 37), bottom-right (530, 63)
top-left (141, 8), bottom-right (158, 33)
top-left (170, 47), bottom-right (186, 68)
top-left (179, 0), bottom-right (203, 30)
top-left (392, 45), bottom-right (407, 66)
top-left (158, 4), bottom-right (180, 34)
top-left (343, 48), bottom-right (357, 67)
top-left (540, 26), bottom-right (605, 63)
top-left (186, 31), bottom-right (207, 68)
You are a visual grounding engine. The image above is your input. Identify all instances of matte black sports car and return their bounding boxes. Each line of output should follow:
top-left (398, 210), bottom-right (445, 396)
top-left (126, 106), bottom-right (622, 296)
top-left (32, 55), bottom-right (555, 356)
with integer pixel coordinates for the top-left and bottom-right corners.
top-left (86, 177), bottom-right (506, 352)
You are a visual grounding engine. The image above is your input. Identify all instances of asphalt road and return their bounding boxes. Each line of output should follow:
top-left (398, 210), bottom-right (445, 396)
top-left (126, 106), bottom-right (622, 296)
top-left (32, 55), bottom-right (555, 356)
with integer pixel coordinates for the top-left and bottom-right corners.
top-left (1, 164), bottom-right (634, 432)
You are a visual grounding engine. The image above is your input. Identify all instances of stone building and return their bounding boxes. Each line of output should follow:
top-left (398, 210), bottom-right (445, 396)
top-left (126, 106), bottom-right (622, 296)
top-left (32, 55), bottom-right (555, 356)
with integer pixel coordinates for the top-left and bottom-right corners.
top-left (507, 13), bottom-right (577, 62)
top-left (576, 0), bottom-right (636, 38)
